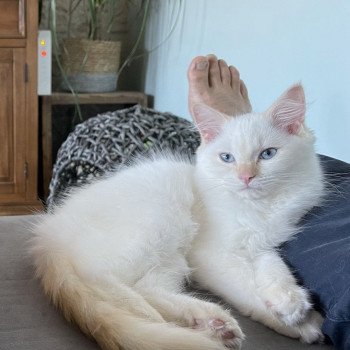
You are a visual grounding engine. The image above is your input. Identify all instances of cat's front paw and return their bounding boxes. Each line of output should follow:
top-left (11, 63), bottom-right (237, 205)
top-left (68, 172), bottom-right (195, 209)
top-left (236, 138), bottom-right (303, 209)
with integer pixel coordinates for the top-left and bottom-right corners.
top-left (298, 310), bottom-right (324, 344)
top-left (263, 284), bottom-right (311, 326)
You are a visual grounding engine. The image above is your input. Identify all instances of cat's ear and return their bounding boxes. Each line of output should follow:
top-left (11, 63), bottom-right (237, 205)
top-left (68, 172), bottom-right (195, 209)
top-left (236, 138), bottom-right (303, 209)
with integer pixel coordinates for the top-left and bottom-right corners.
top-left (266, 84), bottom-right (306, 135)
top-left (191, 104), bottom-right (228, 143)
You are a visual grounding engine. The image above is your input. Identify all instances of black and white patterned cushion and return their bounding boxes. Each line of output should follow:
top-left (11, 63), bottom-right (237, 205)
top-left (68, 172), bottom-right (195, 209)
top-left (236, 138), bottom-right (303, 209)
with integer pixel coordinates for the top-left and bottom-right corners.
top-left (48, 105), bottom-right (200, 207)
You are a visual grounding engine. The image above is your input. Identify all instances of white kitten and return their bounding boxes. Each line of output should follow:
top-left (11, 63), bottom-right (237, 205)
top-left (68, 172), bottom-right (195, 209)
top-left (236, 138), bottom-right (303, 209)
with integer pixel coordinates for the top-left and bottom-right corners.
top-left (190, 84), bottom-right (324, 343)
top-left (30, 84), bottom-right (324, 350)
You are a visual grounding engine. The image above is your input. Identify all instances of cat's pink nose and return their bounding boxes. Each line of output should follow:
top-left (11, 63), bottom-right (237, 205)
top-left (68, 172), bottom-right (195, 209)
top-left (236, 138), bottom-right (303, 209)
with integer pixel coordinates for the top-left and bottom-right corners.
top-left (239, 173), bottom-right (255, 186)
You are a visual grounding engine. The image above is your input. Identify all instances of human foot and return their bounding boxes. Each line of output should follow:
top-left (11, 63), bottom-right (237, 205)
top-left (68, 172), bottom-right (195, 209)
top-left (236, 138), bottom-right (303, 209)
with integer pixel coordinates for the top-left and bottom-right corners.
top-left (188, 54), bottom-right (252, 117)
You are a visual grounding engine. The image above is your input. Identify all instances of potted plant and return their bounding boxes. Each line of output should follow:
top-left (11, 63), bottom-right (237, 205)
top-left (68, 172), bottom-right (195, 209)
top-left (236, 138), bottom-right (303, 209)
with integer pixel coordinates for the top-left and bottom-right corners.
top-left (49, 0), bottom-right (149, 93)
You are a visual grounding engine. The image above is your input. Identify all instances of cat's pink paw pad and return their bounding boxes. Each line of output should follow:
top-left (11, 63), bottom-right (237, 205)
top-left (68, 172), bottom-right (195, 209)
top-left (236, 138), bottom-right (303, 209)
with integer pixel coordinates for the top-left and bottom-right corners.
top-left (194, 318), bottom-right (244, 349)
top-left (208, 318), bottom-right (225, 329)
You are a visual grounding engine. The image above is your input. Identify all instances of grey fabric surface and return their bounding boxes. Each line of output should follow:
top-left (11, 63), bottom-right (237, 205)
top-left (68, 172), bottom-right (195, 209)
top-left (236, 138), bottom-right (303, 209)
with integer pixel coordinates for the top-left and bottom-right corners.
top-left (0, 215), bottom-right (333, 350)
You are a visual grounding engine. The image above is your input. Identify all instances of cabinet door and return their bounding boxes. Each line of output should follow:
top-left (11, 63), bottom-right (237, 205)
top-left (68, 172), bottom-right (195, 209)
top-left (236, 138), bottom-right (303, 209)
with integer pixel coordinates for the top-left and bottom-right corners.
top-left (0, 0), bottom-right (25, 38)
top-left (0, 48), bottom-right (26, 201)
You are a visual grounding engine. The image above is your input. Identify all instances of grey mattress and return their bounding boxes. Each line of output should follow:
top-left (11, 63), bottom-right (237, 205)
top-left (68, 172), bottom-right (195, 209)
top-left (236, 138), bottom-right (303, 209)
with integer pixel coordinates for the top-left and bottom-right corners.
top-left (0, 215), bottom-right (333, 350)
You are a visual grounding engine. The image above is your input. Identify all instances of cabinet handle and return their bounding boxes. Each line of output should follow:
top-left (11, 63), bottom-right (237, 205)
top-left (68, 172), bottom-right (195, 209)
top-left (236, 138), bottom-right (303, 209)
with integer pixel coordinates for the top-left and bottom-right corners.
top-left (24, 162), bottom-right (28, 178)
top-left (24, 63), bottom-right (28, 83)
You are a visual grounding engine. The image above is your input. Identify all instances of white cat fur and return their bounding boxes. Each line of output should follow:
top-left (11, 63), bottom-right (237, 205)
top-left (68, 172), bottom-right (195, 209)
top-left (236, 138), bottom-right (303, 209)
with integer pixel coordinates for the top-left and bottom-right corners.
top-left (30, 84), bottom-right (324, 350)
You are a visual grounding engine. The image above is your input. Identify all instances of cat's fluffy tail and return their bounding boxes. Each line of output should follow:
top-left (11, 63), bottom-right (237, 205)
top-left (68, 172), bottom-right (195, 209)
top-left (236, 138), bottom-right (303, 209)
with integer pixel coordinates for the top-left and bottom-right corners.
top-left (31, 248), bottom-right (226, 350)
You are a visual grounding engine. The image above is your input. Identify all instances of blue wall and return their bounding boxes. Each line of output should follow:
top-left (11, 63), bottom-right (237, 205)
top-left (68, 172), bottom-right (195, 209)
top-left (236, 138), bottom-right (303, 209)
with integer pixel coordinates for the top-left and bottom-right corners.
top-left (144, 0), bottom-right (350, 162)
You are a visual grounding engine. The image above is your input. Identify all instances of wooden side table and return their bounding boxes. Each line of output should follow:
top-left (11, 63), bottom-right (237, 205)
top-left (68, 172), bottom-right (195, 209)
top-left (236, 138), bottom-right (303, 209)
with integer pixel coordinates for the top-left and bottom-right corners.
top-left (41, 91), bottom-right (148, 198)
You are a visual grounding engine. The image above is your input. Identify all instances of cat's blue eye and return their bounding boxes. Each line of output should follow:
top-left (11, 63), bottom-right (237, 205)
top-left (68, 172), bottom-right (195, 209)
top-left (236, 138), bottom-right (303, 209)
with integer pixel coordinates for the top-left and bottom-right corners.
top-left (219, 153), bottom-right (235, 163)
top-left (259, 148), bottom-right (277, 160)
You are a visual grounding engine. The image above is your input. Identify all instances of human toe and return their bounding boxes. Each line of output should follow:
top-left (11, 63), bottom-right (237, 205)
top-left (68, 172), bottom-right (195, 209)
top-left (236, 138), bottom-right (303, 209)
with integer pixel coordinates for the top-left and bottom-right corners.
top-left (239, 79), bottom-right (252, 112)
top-left (187, 55), bottom-right (210, 88)
top-left (206, 54), bottom-right (221, 87)
top-left (219, 59), bottom-right (231, 86)
top-left (229, 65), bottom-right (241, 91)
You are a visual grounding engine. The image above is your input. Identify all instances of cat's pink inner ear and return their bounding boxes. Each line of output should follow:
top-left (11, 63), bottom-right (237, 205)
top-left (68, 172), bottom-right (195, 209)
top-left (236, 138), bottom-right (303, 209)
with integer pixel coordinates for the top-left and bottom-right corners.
top-left (191, 104), bottom-right (227, 143)
top-left (267, 84), bottom-right (306, 135)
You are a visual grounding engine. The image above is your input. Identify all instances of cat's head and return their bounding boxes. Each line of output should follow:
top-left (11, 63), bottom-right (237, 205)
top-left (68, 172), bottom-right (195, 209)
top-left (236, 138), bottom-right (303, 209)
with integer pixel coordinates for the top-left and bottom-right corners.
top-left (193, 84), bottom-right (319, 199)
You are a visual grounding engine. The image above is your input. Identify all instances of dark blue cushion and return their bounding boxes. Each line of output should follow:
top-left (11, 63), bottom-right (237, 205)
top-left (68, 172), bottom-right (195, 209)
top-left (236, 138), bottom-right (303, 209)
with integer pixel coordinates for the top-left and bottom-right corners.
top-left (282, 155), bottom-right (350, 350)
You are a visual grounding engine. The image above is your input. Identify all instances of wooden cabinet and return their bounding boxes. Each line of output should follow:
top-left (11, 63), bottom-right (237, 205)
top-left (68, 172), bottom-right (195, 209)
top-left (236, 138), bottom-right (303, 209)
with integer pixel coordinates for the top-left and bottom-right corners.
top-left (0, 49), bottom-right (26, 199)
top-left (0, 0), bottom-right (42, 215)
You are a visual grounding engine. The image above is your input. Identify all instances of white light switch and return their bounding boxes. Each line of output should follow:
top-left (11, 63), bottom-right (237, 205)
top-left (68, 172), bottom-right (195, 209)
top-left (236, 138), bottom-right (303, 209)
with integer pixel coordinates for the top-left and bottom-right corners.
top-left (37, 30), bottom-right (52, 96)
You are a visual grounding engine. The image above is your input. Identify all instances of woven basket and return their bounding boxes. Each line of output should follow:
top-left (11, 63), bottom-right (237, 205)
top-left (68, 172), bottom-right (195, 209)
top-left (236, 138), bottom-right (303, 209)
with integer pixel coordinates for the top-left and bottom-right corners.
top-left (61, 38), bottom-right (121, 92)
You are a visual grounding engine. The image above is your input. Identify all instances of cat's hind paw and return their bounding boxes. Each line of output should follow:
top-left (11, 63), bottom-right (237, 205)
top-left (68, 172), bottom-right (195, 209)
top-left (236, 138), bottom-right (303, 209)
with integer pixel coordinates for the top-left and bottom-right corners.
top-left (194, 317), bottom-right (244, 349)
